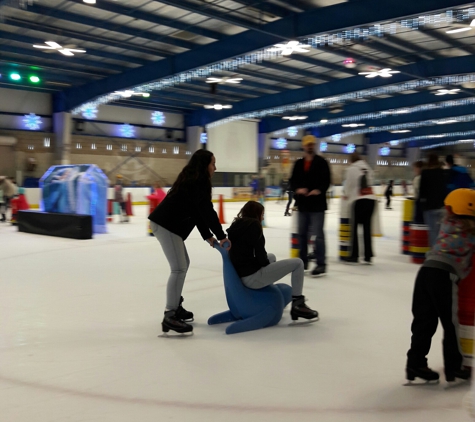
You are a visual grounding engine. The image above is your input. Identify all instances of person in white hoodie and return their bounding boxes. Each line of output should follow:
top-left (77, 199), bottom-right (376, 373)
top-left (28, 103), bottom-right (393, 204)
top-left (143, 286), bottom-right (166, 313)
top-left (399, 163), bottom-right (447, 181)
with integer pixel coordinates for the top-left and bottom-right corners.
top-left (342, 152), bottom-right (377, 264)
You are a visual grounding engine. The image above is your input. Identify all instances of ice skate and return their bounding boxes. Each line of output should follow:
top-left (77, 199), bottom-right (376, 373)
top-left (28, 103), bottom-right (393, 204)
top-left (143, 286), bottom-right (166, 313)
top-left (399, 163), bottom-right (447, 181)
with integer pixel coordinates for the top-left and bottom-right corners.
top-left (175, 296), bottom-right (194, 322)
top-left (159, 310), bottom-right (193, 337)
top-left (404, 366), bottom-right (440, 386)
top-left (289, 296), bottom-right (319, 325)
top-left (444, 367), bottom-right (471, 388)
top-left (311, 265), bottom-right (326, 277)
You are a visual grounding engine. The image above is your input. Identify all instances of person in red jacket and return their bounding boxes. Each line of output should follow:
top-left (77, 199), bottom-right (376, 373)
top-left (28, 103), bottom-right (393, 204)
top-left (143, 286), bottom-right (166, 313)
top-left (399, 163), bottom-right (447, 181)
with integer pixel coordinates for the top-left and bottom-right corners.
top-left (148, 150), bottom-right (230, 335)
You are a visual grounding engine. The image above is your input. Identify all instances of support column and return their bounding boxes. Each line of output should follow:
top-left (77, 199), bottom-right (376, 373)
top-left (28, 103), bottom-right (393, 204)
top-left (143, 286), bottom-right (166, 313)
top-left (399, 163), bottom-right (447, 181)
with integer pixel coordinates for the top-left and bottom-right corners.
top-left (366, 144), bottom-right (379, 170)
top-left (53, 112), bottom-right (72, 165)
top-left (406, 147), bottom-right (421, 165)
top-left (186, 126), bottom-right (203, 155)
top-left (258, 133), bottom-right (271, 170)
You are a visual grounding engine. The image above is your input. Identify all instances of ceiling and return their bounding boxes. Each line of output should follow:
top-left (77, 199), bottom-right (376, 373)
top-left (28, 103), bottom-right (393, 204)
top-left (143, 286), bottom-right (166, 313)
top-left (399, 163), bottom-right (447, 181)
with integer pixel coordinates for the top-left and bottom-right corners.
top-left (1, 0), bottom-right (475, 147)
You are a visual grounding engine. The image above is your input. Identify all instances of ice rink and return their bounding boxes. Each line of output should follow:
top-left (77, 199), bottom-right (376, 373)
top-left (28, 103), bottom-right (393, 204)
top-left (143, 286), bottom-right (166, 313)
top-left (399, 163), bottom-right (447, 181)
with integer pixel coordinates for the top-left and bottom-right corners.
top-left (1, 197), bottom-right (472, 422)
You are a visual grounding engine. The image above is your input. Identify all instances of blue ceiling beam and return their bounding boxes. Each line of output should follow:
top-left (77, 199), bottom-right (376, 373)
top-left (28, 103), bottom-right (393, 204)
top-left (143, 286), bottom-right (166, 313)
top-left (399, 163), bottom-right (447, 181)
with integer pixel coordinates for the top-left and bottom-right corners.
top-left (0, 44), bottom-right (125, 73)
top-left (260, 91), bottom-right (475, 133)
top-left (290, 54), bottom-right (356, 76)
top-left (256, 61), bottom-right (335, 82)
top-left (381, 34), bottom-right (442, 60)
top-left (69, 0), bottom-right (224, 41)
top-left (193, 55), bottom-right (475, 126)
top-left (0, 30), bottom-right (152, 66)
top-left (184, 81), bottom-right (263, 98)
top-left (368, 121), bottom-right (475, 144)
top-left (229, 0), bottom-right (292, 18)
top-left (311, 104), bottom-right (475, 138)
top-left (23, 4), bottom-right (197, 50)
top-left (235, 69), bottom-right (310, 87)
top-left (1, 17), bottom-right (171, 59)
top-left (56, 0), bottom-right (473, 112)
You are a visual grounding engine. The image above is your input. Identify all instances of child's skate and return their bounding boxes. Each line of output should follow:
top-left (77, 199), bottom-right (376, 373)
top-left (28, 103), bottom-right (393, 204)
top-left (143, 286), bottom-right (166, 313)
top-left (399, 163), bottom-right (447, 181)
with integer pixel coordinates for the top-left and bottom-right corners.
top-left (160, 310), bottom-right (193, 337)
top-left (289, 296), bottom-right (319, 325)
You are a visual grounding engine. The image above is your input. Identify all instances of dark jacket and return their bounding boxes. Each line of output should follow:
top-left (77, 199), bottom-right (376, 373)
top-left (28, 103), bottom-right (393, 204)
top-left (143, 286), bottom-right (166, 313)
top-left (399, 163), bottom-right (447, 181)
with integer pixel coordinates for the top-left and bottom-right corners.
top-left (385, 184), bottom-right (393, 197)
top-left (227, 217), bottom-right (269, 278)
top-left (419, 168), bottom-right (447, 212)
top-left (290, 155), bottom-right (331, 212)
top-left (148, 183), bottom-right (226, 241)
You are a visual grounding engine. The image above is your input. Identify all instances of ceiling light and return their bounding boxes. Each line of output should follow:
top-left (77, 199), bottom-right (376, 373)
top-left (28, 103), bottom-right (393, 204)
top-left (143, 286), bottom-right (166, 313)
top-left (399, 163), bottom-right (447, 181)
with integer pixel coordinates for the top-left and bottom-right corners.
top-left (9, 73), bottom-right (21, 81)
top-left (29, 76), bottom-right (40, 83)
top-left (267, 41), bottom-right (311, 56)
top-left (282, 116), bottom-right (308, 121)
top-left (83, 0), bottom-right (96, 3)
top-left (436, 119), bottom-right (458, 124)
top-left (343, 58), bottom-right (357, 68)
top-left (358, 68), bottom-right (401, 78)
top-left (434, 89), bottom-right (461, 95)
top-left (204, 104), bottom-right (233, 110)
top-left (114, 90), bottom-right (150, 98)
top-left (33, 41), bottom-right (86, 56)
top-left (206, 77), bottom-right (243, 84)
top-left (320, 119), bottom-right (328, 123)
top-left (342, 123), bottom-right (365, 128)
top-left (446, 27), bottom-right (472, 34)
top-left (390, 130), bottom-right (411, 133)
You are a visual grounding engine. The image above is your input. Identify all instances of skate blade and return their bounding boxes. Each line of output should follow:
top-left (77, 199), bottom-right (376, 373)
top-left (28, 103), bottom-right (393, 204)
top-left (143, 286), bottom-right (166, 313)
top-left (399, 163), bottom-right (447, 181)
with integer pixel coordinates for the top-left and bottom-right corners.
top-left (444, 379), bottom-right (470, 390)
top-left (288, 316), bottom-right (320, 326)
top-left (403, 379), bottom-right (439, 386)
top-left (310, 273), bottom-right (326, 278)
top-left (158, 331), bottom-right (194, 338)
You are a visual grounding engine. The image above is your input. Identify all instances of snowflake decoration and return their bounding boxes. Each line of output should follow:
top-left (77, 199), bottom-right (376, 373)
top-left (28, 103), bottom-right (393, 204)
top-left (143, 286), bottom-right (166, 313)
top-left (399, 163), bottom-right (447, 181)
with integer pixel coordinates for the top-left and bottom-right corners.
top-left (82, 105), bottom-right (98, 120)
top-left (320, 142), bottom-right (328, 152)
top-left (331, 134), bottom-right (342, 142)
top-left (200, 133), bottom-right (208, 144)
top-left (345, 144), bottom-right (356, 154)
top-left (151, 111), bottom-right (165, 126)
top-left (120, 124), bottom-right (135, 138)
top-left (23, 113), bottom-right (42, 130)
top-left (287, 126), bottom-right (298, 137)
top-left (275, 138), bottom-right (287, 149)
top-left (380, 146), bottom-right (390, 156)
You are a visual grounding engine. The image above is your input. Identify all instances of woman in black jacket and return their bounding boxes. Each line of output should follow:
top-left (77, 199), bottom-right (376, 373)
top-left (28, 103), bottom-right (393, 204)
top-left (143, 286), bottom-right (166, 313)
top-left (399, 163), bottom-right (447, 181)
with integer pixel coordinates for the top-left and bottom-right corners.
top-left (227, 201), bottom-right (318, 322)
top-left (149, 150), bottom-right (230, 334)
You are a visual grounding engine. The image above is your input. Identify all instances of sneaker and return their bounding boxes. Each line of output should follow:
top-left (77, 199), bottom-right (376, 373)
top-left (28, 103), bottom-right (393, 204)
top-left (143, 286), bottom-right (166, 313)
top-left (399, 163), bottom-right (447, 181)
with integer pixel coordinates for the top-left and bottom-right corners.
top-left (311, 265), bottom-right (326, 277)
top-left (445, 367), bottom-right (471, 382)
top-left (162, 310), bottom-right (193, 334)
top-left (290, 295), bottom-right (319, 321)
top-left (363, 258), bottom-right (372, 265)
top-left (406, 366), bottom-right (440, 381)
top-left (175, 296), bottom-right (194, 322)
top-left (343, 257), bottom-right (359, 265)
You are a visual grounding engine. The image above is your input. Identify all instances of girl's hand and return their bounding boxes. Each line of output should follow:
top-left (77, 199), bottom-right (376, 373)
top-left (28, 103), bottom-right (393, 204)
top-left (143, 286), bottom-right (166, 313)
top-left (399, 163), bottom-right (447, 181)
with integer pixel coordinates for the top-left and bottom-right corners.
top-left (220, 238), bottom-right (231, 250)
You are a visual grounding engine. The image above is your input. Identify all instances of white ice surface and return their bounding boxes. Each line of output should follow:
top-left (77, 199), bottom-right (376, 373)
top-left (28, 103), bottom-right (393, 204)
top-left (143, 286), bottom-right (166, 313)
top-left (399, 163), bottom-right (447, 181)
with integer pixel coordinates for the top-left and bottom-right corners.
top-left (0, 198), bottom-right (472, 422)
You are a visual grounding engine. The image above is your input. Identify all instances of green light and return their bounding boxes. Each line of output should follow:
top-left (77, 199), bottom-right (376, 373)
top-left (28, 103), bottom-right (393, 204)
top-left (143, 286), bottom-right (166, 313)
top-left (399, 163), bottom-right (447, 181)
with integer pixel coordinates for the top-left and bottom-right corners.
top-left (10, 73), bottom-right (21, 81)
top-left (29, 76), bottom-right (40, 83)
top-left (143, 93), bottom-right (150, 98)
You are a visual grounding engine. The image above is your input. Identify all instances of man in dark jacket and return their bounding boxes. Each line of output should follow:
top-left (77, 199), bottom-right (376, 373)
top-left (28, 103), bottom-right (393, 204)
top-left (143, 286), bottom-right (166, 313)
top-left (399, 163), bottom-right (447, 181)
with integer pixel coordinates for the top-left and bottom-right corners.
top-left (445, 155), bottom-right (475, 193)
top-left (290, 135), bottom-right (331, 277)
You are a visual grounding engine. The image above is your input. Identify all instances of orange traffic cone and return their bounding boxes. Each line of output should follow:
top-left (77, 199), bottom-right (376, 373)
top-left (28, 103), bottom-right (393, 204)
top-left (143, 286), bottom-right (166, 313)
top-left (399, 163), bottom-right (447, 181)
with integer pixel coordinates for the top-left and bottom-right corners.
top-left (218, 194), bottom-right (226, 224)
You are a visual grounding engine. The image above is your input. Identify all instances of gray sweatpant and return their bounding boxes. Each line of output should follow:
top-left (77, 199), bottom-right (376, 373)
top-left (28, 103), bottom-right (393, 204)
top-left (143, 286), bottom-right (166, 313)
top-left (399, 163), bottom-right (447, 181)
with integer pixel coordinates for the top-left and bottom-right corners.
top-left (241, 254), bottom-right (304, 296)
top-left (150, 222), bottom-right (189, 310)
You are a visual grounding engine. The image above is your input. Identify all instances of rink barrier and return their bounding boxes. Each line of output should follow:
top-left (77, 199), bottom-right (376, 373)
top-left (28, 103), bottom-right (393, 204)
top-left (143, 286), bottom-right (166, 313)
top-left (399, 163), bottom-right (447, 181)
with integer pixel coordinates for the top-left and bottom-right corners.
top-left (401, 199), bottom-right (414, 255)
top-left (339, 218), bottom-right (351, 259)
top-left (290, 210), bottom-right (299, 258)
top-left (409, 224), bottom-right (429, 264)
top-left (458, 255), bottom-right (475, 367)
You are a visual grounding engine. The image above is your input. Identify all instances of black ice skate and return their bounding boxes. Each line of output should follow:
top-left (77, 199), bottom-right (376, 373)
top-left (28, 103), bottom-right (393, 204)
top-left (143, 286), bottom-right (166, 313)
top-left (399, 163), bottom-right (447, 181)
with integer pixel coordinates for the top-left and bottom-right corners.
top-left (290, 296), bottom-right (319, 325)
top-left (160, 310), bottom-right (193, 336)
top-left (445, 367), bottom-right (471, 383)
top-left (175, 296), bottom-right (194, 322)
top-left (404, 366), bottom-right (440, 385)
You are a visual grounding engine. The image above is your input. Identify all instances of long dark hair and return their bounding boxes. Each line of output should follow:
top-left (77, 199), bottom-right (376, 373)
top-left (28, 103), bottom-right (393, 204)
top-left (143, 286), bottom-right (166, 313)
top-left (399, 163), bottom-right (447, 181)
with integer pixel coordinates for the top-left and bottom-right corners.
top-left (234, 201), bottom-right (264, 222)
top-left (168, 150), bottom-right (213, 199)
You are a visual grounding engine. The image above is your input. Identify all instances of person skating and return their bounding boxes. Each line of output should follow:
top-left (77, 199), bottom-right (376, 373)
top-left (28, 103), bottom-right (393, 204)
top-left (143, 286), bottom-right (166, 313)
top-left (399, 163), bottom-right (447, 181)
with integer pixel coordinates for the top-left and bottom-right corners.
top-left (149, 150), bottom-right (230, 335)
top-left (290, 135), bottom-right (331, 276)
top-left (227, 201), bottom-right (318, 322)
top-left (384, 180), bottom-right (393, 210)
top-left (406, 189), bottom-right (475, 383)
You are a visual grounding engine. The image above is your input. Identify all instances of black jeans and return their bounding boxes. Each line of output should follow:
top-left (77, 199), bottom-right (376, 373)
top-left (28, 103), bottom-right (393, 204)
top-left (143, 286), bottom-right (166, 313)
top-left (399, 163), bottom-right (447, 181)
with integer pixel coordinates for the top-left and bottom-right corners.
top-left (285, 191), bottom-right (294, 213)
top-left (349, 199), bottom-right (375, 261)
top-left (407, 267), bottom-right (462, 372)
top-left (385, 194), bottom-right (391, 208)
